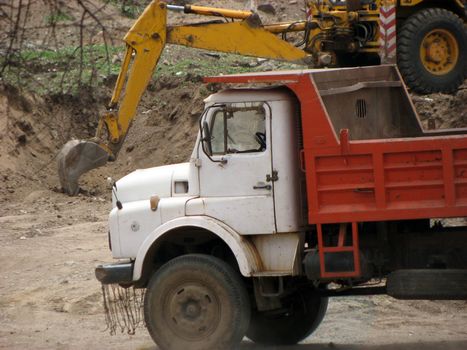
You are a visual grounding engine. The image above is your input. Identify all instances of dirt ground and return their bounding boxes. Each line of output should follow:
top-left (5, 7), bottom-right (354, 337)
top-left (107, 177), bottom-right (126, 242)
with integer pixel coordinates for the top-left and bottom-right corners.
top-left (1, 0), bottom-right (467, 349)
top-left (1, 194), bottom-right (467, 350)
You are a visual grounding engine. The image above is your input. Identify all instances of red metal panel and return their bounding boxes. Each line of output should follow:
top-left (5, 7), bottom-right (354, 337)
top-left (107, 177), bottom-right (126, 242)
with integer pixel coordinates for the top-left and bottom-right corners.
top-left (305, 136), bottom-right (467, 223)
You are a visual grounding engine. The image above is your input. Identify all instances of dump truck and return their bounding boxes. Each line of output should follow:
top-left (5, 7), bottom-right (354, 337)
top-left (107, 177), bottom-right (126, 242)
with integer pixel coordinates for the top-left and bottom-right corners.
top-left (94, 65), bottom-right (467, 350)
top-left (57, 0), bottom-right (467, 196)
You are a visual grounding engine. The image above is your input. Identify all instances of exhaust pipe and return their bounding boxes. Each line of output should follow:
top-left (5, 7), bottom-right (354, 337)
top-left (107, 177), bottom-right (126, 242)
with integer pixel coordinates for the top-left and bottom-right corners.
top-left (57, 140), bottom-right (110, 195)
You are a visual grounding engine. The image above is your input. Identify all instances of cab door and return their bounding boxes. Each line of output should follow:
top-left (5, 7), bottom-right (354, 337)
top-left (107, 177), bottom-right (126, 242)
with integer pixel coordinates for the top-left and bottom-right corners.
top-left (196, 102), bottom-right (276, 235)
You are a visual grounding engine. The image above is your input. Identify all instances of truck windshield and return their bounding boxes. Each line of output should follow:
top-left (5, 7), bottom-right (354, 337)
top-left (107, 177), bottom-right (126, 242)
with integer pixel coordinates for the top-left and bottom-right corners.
top-left (210, 103), bottom-right (266, 154)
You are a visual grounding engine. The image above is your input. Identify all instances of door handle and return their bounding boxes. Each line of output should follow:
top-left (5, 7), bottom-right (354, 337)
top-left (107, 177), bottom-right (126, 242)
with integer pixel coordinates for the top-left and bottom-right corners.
top-left (253, 184), bottom-right (272, 190)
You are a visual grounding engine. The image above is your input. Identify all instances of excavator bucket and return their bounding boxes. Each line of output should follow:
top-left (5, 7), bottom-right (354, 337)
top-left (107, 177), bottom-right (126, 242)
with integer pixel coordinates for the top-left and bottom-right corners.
top-left (57, 140), bottom-right (109, 195)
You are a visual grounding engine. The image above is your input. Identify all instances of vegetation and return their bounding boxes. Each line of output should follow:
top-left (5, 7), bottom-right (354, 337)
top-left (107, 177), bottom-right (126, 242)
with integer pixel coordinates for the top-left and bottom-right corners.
top-left (0, 1), bottom-right (301, 96)
top-left (0, 0), bottom-right (121, 95)
top-left (1, 44), bottom-right (122, 95)
top-left (45, 10), bottom-right (75, 25)
top-left (106, 0), bottom-right (150, 18)
top-left (1, 42), bottom-right (300, 95)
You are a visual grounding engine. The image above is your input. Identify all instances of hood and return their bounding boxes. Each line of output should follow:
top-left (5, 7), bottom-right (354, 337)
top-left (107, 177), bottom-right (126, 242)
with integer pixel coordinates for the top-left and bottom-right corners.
top-left (113, 163), bottom-right (190, 204)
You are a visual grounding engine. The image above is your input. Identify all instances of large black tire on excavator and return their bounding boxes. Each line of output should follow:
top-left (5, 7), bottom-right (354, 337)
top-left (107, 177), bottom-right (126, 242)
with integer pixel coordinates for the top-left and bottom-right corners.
top-left (397, 8), bottom-right (467, 94)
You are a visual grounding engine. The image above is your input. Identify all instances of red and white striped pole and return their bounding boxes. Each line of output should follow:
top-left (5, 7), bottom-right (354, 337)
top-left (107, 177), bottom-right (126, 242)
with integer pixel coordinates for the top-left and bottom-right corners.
top-left (379, 0), bottom-right (397, 64)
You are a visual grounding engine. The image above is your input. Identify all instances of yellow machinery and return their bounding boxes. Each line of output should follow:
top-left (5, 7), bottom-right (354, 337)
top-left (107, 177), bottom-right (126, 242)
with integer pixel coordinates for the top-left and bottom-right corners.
top-left (58, 0), bottom-right (466, 195)
top-left (303, 0), bottom-right (466, 93)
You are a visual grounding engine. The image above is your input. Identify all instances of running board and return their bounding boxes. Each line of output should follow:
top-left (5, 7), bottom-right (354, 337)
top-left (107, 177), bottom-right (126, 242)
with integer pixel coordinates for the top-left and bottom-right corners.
top-left (387, 269), bottom-right (467, 300)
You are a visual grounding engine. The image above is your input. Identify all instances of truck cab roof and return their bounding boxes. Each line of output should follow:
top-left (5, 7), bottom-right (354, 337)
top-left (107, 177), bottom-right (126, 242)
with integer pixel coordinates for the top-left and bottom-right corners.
top-left (204, 87), bottom-right (294, 104)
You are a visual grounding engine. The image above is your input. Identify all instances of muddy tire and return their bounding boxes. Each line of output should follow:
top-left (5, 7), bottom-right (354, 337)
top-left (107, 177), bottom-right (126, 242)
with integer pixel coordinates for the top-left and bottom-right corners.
top-left (397, 8), bottom-right (467, 94)
top-left (144, 254), bottom-right (250, 350)
top-left (246, 288), bottom-right (328, 345)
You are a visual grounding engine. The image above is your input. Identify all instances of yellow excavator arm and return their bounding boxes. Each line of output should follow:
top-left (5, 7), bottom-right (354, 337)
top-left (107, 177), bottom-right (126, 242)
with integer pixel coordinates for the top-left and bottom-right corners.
top-left (58, 0), bottom-right (311, 195)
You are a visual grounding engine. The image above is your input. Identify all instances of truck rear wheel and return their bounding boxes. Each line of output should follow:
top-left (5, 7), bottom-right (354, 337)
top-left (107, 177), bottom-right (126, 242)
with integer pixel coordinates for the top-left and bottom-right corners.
top-left (397, 8), bottom-right (467, 94)
top-left (144, 254), bottom-right (250, 350)
top-left (246, 288), bottom-right (328, 345)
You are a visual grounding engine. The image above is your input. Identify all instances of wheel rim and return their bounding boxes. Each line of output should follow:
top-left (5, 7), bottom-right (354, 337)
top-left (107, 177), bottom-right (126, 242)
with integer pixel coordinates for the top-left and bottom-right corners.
top-left (164, 282), bottom-right (221, 341)
top-left (420, 29), bottom-right (459, 75)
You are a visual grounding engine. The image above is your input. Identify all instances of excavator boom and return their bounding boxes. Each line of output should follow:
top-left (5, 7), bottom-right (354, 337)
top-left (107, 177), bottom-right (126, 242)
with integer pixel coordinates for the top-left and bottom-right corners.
top-left (57, 0), bottom-right (310, 195)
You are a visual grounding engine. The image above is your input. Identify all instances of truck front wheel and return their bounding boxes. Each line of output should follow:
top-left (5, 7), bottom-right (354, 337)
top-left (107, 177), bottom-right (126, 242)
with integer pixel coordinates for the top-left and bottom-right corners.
top-left (247, 287), bottom-right (328, 345)
top-left (144, 254), bottom-right (250, 350)
top-left (397, 8), bottom-right (467, 94)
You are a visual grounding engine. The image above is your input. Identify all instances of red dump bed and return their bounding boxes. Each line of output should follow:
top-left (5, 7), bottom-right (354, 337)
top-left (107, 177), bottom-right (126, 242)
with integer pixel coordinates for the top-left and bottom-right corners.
top-left (206, 66), bottom-right (467, 225)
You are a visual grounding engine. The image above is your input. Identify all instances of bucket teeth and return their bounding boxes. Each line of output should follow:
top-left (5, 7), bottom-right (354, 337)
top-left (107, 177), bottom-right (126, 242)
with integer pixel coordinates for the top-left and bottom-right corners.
top-left (57, 140), bottom-right (109, 195)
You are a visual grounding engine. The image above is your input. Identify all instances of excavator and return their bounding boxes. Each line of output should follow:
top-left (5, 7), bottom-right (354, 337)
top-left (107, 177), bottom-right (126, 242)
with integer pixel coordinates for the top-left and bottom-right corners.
top-left (58, 0), bottom-right (467, 195)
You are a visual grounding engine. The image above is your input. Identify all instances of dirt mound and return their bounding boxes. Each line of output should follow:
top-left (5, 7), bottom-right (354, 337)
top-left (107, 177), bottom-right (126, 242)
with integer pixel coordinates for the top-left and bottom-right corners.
top-left (0, 83), bottom-right (106, 202)
top-left (0, 73), bottom-right (211, 201)
top-left (413, 80), bottom-right (467, 129)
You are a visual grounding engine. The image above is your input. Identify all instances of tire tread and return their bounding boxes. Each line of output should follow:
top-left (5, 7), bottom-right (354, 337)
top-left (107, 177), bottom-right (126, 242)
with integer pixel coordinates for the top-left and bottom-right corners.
top-left (397, 8), bottom-right (466, 93)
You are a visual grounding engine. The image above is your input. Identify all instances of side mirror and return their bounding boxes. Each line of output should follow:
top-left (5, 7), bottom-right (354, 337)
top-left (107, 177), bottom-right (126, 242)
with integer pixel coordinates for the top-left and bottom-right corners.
top-left (202, 120), bottom-right (213, 156)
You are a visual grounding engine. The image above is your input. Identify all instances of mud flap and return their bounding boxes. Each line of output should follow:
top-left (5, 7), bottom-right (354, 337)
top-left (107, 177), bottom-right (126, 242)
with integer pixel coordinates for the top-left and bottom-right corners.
top-left (57, 140), bottom-right (109, 195)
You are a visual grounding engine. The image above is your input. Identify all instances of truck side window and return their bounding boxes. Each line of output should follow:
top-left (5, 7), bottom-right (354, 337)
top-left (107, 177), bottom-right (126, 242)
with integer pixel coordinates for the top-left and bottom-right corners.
top-left (210, 103), bottom-right (266, 155)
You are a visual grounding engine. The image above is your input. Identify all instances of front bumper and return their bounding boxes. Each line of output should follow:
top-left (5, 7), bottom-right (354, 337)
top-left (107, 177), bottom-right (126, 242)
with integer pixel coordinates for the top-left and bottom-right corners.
top-left (95, 262), bottom-right (134, 284)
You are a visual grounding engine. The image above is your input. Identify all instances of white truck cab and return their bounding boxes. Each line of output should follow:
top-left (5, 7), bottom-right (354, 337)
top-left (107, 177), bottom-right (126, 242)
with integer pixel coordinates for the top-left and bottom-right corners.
top-left (104, 88), bottom-right (305, 281)
top-left (96, 88), bottom-right (320, 350)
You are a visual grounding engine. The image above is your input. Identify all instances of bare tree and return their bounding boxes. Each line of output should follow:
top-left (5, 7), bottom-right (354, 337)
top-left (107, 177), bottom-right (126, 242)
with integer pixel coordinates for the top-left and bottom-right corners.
top-left (0, 0), bottom-right (135, 94)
